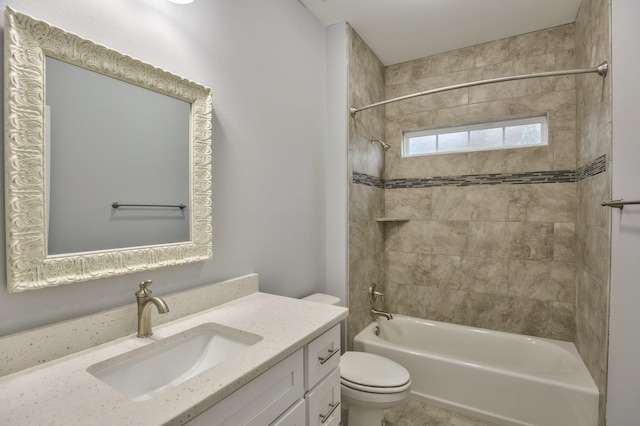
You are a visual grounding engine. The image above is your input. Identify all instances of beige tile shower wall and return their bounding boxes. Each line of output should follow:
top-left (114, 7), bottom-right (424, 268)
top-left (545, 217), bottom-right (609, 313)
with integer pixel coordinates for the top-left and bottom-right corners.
top-left (385, 24), bottom-right (577, 179)
top-left (575, 0), bottom-right (612, 423)
top-left (384, 184), bottom-right (576, 340)
top-left (383, 25), bottom-right (578, 341)
top-left (347, 25), bottom-right (386, 348)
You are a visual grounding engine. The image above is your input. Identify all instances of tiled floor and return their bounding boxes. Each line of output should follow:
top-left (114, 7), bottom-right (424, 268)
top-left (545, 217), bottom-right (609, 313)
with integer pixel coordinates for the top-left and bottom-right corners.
top-left (342, 396), bottom-right (498, 426)
top-left (383, 398), bottom-right (498, 426)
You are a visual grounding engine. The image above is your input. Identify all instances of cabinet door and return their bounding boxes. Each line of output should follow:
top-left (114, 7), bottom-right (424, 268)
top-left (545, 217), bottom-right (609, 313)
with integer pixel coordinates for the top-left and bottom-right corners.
top-left (305, 325), bottom-right (341, 390)
top-left (188, 349), bottom-right (303, 426)
top-left (270, 398), bottom-right (305, 426)
top-left (306, 367), bottom-right (341, 426)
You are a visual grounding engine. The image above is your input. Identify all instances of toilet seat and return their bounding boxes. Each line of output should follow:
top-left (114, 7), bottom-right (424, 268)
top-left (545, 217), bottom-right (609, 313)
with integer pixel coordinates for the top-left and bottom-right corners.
top-left (341, 377), bottom-right (411, 394)
top-left (340, 352), bottom-right (411, 394)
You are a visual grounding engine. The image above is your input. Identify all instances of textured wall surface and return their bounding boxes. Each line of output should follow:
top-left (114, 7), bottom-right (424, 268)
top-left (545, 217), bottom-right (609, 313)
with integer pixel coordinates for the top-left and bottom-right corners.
top-left (345, 4), bottom-right (611, 424)
top-left (379, 25), bottom-right (579, 340)
top-left (574, 0), bottom-right (612, 423)
top-left (0, 0), bottom-right (328, 336)
top-left (347, 26), bottom-right (386, 348)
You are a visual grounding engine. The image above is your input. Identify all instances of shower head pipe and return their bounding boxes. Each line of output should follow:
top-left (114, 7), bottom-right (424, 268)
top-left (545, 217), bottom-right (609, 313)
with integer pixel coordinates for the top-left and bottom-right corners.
top-left (371, 138), bottom-right (391, 152)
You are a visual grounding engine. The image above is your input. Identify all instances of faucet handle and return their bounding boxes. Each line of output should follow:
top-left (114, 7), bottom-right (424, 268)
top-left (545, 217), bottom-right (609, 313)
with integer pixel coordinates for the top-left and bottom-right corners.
top-left (136, 280), bottom-right (153, 298)
top-left (369, 283), bottom-right (385, 304)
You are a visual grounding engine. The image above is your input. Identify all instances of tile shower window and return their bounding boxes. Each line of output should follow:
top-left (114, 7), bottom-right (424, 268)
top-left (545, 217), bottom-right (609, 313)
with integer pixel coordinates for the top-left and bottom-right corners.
top-left (402, 115), bottom-right (548, 157)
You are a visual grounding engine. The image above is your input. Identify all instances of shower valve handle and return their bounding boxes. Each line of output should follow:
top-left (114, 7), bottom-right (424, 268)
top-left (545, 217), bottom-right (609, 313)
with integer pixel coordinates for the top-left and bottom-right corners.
top-left (369, 283), bottom-right (386, 304)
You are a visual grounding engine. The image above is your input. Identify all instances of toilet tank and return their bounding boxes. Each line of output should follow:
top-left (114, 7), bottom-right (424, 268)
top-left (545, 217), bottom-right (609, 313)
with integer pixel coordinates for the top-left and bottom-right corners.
top-left (302, 293), bottom-right (341, 306)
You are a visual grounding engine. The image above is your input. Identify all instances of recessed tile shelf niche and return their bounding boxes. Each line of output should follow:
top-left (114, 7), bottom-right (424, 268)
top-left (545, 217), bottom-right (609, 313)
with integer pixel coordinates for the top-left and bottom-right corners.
top-left (375, 218), bottom-right (410, 222)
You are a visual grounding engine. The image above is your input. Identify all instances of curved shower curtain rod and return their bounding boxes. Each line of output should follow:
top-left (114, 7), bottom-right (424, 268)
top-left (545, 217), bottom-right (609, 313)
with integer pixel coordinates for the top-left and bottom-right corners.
top-left (349, 61), bottom-right (609, 117)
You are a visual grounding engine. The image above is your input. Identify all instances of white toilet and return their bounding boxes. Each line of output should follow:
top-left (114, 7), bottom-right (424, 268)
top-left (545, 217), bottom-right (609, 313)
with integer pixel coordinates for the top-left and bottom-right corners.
top-left (302, 293), bottom-right (411, 426)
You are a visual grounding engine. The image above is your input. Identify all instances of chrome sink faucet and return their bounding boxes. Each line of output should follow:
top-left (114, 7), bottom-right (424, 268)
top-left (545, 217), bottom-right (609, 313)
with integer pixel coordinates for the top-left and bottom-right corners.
top-left (135, 280), bottom-right (169, 338)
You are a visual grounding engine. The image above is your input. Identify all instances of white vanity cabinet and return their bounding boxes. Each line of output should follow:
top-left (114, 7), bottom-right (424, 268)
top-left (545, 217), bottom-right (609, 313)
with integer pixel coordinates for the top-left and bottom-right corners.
top-left (271, 398), bottom-right (307, 425)
top-left (304, 324), bottom-right (341, 426)
top-left (305, 367), bottom-right (340, 426)
top-left (187, 349), bottom-right (304, 426)
top-left (188, 324), bottom-right (341, 426)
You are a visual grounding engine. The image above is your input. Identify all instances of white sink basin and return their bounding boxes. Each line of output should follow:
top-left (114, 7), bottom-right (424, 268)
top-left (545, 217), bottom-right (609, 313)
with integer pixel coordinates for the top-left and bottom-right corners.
top-left (88, 323), bottom-right (262, 401)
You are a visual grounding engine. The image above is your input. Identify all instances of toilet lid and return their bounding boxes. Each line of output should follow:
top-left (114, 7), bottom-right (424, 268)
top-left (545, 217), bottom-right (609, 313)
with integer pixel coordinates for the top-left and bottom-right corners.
top-left (340, 352), bottom-right (410, 388)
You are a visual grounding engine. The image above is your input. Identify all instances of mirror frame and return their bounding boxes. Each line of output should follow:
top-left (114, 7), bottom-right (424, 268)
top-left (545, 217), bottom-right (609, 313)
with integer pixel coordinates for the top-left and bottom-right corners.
top-left (4, 8), bottom-right (213, 292)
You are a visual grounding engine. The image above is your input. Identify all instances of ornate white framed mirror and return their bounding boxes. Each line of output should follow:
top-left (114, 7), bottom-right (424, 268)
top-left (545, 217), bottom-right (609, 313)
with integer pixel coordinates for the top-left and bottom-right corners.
top-left (4, 8), bottom-right (213, 292)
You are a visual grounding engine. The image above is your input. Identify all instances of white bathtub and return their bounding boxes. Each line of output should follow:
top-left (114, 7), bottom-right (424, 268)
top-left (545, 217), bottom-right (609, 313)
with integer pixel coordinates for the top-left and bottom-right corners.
top-left (353, 315), bottom-right (598, 426)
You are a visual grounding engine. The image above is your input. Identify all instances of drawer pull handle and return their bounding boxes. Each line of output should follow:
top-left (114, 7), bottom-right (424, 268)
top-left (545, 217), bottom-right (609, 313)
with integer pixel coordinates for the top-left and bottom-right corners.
top-left (318, 347), bottom-right (340, 365)
top-left (319, 401), bottom-right (340, 424)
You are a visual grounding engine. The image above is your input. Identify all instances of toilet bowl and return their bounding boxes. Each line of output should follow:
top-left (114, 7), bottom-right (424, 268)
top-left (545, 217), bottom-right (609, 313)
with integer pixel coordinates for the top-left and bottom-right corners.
top-left (340, 351), bottom-right (411, 426)
top-left (302, 293), bottom-right (412, 426)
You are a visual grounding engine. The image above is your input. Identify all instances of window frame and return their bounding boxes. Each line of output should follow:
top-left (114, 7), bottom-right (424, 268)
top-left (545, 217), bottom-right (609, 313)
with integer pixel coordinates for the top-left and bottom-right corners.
top-left (401, 114), bottom-right (549, 158)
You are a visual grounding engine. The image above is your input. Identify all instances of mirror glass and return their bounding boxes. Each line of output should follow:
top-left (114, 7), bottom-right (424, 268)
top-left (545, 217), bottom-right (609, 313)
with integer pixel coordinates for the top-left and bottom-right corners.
top-left (46, 57), bottom-right (191, 255)
top-left (4, 8), bottom-right (213, 292)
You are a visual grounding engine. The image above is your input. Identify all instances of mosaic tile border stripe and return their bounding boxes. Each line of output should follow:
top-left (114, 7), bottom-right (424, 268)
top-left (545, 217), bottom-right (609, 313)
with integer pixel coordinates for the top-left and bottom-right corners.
top-left (577, 155), bottom-right (606, 181)
top-left (353, 172), bottom-right (385, 188)
top-left (385, 170), bottom-right (576, 188)
top-left (353, 156), bottom-right (606, 188)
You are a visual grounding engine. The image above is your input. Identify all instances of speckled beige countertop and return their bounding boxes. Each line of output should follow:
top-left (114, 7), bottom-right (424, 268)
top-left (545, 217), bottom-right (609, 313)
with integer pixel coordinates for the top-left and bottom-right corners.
top-left (0, 292), bottom-right (348, 425)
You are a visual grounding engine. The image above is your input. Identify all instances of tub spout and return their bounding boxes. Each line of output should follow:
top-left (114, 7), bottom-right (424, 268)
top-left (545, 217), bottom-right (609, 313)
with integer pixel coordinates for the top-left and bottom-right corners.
top-left (371, 308), bottom-right (393, 320)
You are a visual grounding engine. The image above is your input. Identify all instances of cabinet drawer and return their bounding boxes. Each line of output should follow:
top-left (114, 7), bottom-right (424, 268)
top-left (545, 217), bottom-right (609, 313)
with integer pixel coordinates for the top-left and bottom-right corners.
top-left (306, 367), bottom-right (341, 426)
top-left (305, 325), bottom-right (340, 390)
top-left (270, 398), bottom-right (305, 426)
top-left (188, 349), bottom-right (304, 426)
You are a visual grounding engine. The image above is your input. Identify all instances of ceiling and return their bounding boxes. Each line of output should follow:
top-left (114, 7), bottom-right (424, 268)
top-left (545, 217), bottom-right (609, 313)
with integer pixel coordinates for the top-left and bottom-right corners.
top-left (299, 0), bottom-right (583, 66)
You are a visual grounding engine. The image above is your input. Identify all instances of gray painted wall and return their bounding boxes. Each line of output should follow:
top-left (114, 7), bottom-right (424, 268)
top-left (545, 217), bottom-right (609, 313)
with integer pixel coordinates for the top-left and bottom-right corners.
top-left (608, 0), bottom-right (640, 422)
top-left (0, 0), bottom-right (330, 336)
top-left (324, 22), bottom-right (348, 308)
